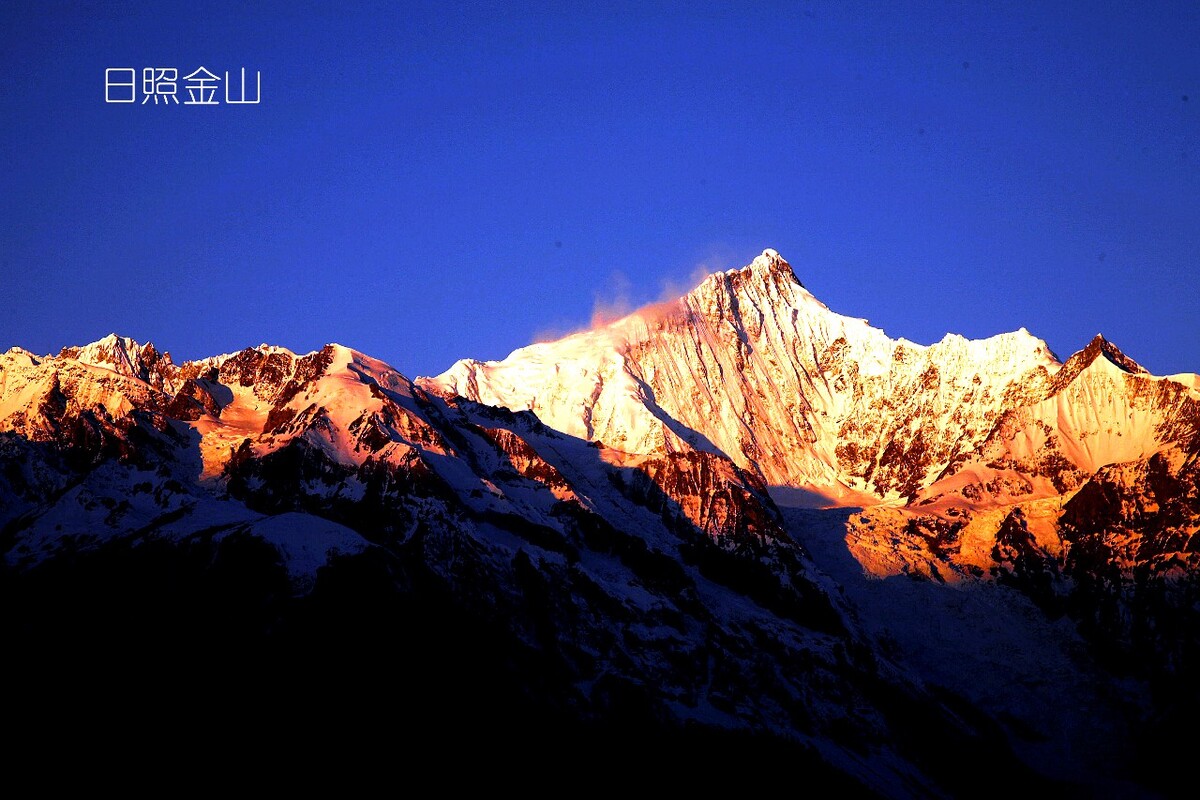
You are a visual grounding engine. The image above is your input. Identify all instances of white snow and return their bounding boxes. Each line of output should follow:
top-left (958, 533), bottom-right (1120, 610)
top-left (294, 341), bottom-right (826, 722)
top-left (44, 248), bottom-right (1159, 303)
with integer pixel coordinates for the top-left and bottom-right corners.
top-left (420, 249), bottom-right (1066, 502)
top-left (236, 511), bottom-right (369, 581)
top-left (786, 506), bottom-right (1149, 793)
top-left (420, 249), bottom-right (1199, 515)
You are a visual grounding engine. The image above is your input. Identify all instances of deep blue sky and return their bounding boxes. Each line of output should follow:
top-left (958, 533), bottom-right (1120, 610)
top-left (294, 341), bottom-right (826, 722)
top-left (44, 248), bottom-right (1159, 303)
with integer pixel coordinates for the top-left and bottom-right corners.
top-left (2, 1), bottom-right (1196, 377)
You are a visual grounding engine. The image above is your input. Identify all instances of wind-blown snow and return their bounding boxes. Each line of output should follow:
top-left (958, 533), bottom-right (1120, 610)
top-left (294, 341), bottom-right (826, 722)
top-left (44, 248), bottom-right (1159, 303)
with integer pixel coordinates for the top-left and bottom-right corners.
top-left (423, 249), bottom-right (1197, 510)
top-left (423, 250), bottom-right (1064, 501)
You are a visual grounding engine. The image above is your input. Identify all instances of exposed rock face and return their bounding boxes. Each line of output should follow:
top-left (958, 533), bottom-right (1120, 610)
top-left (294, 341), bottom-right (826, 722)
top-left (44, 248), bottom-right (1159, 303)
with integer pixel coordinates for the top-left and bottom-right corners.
top-left (1058, 441), bottom-right (1200, 673)
top-left (420, 249), bottom-right (1200, 793)
top-left (425, 250), bottom-right (1069, 502)
top-left (427, 252), bottom-right (1198, 514)
top-left (59, 333), bottom-right (180, 391)
top-left (2, 330), bottom-right (1018, 795)
top-left (3, 249), bottom-right (1198, 794)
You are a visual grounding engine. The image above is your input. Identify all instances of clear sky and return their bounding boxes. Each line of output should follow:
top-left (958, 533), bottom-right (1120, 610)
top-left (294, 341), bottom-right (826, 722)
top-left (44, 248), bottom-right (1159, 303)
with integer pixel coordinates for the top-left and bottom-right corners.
top-left (2, 1), bottom-right (1196, 377)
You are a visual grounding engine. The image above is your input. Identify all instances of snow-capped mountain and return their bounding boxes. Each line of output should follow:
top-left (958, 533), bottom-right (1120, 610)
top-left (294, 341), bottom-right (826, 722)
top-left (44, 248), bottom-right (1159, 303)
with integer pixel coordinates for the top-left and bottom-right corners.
top-left (56, 333), bottom-right (179, 390)
top-left (421, 248), bottom-right (1200, 790)
top-left (424, 249), bottom-right (1062, 503)
top-left (424, 249), bottom-right (1198, 507)
top-left (3, 331), bottom-right (992, 793)
top-left (3, 249), bottom-right (1197, 794)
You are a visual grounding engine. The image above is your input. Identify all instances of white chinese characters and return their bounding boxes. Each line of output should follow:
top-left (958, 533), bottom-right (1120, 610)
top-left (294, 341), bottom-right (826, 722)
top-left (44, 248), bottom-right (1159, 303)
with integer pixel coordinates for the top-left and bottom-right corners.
top-left (225, 68), bottom-right (261, 104)
top-left (105, 68), bottom-right (136, 103)
top-left (142, 68), bottom-right (178, 104)
top-left (183, 67), bottom-right (221, 105)
top-left (105, 67), bottom-right (261, 105)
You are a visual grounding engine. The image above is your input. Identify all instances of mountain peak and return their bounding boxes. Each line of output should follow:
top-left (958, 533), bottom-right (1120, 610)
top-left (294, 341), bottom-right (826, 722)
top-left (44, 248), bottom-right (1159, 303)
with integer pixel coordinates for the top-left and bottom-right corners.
top-left (742, 248), bottom-right (800, 283)
top-left (684, 249), bottom-right (832, 330)
top-left (1082, 333), bottom-right (1146, 374)
top-left (58, 333), bottom-right (176, 389)
top-left (67, 332), bottom-right (135, 354)
top-left (1045, 333), bottom-right (1147, 397)
top-left (752, 247), bottom-right (785, 267)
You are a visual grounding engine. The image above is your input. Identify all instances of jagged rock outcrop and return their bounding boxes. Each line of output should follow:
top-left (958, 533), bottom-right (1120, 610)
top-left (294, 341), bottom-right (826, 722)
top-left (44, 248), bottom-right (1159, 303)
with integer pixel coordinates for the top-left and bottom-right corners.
top-left (3, 329), bottom-right (1023, 795)
top-left (4, 249), bottom-right (1198, 794)
top-left (424, 250), bottom-right (1070, 502)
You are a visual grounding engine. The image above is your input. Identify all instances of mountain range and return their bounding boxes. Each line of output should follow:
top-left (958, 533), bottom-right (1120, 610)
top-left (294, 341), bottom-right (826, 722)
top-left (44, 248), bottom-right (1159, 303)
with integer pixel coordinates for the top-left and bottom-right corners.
top-left (3, 250), bottom-right (1196, 794)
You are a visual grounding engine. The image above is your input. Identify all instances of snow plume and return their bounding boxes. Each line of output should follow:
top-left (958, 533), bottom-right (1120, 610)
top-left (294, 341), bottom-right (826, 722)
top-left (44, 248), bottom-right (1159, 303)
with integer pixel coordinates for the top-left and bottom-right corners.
top-left (530, 320), bottom-right (584, 344)
top-left (590, 271), bottom-right (636, 328)
top-left (529, 271), bottom-right (645, 342)
top-left (529, 259), bottom-right (722, 343)
top-left (591, 264), bottom-right (713, 329)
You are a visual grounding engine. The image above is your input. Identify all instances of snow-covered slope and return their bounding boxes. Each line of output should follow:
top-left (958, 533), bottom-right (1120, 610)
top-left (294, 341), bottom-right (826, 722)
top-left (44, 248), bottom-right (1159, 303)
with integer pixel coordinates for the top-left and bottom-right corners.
top-left (58, 333), bottom-right (180, 390)
top-left (420, 248), bottom-right (1200, 790)
top-left (4, 249), bottom-right (1198, 793)
top-left (424, 250), bottom-right (1196, 507)
top-left (9, 331), bottom-right (964, 792)
top-left (0, 344), bottom-right (164, 439)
